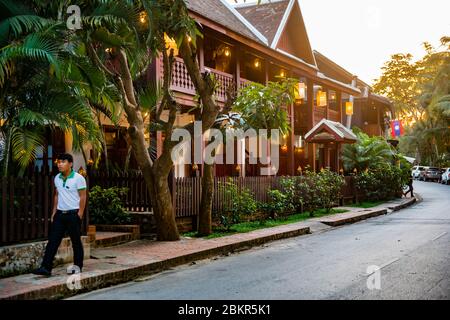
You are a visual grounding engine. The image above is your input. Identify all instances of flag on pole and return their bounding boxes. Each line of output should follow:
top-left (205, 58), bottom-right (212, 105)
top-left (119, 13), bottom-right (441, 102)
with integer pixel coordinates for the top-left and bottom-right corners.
top-left (390, 120), bottom-right (404, 137)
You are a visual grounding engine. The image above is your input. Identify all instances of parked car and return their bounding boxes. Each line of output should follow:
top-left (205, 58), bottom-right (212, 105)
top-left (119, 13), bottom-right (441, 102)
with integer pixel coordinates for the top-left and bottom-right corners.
top-left (419, 167), bottom-right (441, 182)
top-left (441, 168), bottom-right (450, 185)
top-left (411, 166), bottom-right (426, 179)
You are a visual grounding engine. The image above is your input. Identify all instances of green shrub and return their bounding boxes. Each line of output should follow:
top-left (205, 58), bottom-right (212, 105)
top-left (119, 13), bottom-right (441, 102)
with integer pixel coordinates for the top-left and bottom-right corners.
top-left (88, 186), bottom-right (131, 225)
top-left (279, 177), bottom-right (303, 212)
top-left (355, 163), bottom-right (408, 201)
top-left (217, 179), bottom-right (259, 230)
top-left (265, 189), bottom-right (293, 219)
top-left (314, 168), bottom-right (346, 213)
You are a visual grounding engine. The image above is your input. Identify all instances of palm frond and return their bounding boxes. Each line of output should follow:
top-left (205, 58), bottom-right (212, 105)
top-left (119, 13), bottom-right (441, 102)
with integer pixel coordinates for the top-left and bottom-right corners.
top-left (0, 33), bottom-right (61, 85)
top-left (0, 15), bottom-right (52, 45)
top-left (10, 126), bottom-right (44, 171)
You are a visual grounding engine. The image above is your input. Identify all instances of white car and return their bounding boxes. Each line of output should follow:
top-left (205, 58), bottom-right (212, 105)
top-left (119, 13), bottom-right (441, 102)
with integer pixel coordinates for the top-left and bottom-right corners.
top-left (441, 168), bottom-right (450, 185)
top-left (411, 166), bottom-right (426, 179)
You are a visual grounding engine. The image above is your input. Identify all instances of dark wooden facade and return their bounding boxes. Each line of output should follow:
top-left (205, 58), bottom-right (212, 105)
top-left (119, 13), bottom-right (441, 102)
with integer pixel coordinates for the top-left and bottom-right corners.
top-left (147, 0), bottom-right (373, 177)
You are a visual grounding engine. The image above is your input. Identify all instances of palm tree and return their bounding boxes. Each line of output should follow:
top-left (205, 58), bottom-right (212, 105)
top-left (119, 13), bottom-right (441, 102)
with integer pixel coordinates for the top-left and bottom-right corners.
top-left (342, 132), bottom-right (394, 172)
top-left (0, 0), bottom-right (120, 176)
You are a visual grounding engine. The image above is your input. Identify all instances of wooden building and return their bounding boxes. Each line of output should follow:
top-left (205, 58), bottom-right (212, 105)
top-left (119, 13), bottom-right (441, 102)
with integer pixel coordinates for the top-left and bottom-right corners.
top-left (39, 0), bottom-right (391, 177)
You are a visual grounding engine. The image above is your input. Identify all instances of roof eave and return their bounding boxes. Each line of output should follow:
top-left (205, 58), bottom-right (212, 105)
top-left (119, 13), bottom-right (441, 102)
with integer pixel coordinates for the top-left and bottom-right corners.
top-left (219, 0), bottom-right (269, 45)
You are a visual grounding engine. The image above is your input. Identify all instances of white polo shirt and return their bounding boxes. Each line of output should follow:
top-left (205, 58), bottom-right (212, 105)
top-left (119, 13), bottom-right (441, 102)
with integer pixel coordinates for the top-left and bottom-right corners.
top-left (54, 170), bottom-right (87, 210)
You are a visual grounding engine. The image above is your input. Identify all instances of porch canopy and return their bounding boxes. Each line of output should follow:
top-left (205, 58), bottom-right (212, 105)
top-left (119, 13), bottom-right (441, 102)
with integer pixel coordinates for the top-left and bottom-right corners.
top-left (305, 119), bottom-right (358, 144)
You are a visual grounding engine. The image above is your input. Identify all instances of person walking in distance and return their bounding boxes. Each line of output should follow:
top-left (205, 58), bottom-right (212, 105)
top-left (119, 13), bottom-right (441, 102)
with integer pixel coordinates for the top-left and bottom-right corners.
top-left (32, 153), bottom-right (87, 276)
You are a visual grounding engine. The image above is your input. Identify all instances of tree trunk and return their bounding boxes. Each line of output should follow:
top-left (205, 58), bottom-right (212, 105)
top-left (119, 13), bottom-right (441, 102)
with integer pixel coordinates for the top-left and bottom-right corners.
top-left (152, 170), bottom-right (179, 240)
top-left (96, 113), bottom-right (109, 171)
top-left (179, 40), bottom-right (220, 236)
top-left (115, 48), bottom-right (179, 241)
top-left (126, 120), bottom-right (180, 241)
top-left (198, 163), bottom-right (214, 235)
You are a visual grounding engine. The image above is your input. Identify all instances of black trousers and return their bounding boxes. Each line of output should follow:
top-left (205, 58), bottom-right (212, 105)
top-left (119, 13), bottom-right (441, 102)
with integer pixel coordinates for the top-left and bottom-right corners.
top-left (41, 210), bottom-right (84, 271)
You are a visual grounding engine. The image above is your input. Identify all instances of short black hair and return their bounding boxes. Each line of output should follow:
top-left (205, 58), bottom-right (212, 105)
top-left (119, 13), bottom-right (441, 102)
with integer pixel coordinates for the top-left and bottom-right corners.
top-left (57, 153), bottom-right (73, 163)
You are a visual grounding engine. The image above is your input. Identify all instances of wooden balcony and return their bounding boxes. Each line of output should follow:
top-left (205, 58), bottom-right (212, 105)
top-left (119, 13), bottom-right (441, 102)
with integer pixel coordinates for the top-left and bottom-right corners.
top-left (157, 56), bottom-right (249, 106)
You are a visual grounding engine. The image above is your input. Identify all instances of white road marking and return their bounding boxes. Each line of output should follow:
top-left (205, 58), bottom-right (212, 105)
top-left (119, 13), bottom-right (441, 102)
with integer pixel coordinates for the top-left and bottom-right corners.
top-left (431, 232), bottom-right (447, 242)
top-left (366, 258), bottom-right (400, 276)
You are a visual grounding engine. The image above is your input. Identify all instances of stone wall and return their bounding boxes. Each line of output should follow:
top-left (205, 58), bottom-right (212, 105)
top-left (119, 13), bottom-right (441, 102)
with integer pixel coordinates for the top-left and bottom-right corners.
top-left (0, 237), bottom-right (90, 278)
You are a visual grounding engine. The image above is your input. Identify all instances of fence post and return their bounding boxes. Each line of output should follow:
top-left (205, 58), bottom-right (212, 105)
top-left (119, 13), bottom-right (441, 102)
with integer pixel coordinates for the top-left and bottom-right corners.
top-left (169, 169), bottom-right (176, 216)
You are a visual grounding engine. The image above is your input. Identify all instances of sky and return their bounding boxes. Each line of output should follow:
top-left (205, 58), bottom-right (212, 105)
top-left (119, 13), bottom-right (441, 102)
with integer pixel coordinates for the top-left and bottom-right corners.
top-left (227, 0), bottom-right (450, 85)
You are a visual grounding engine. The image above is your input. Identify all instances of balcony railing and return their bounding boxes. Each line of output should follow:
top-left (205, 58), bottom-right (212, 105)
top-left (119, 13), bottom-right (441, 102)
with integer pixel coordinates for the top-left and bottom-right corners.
top-left (157, 56), bottom-right (246, 103)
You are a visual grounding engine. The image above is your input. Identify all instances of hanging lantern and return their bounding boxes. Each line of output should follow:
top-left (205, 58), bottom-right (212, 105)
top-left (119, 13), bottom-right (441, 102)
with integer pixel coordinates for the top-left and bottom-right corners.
top-left (345, 101), bottom-right (354, 115)
top-left (224, 47), bottom-right (231, 57)
top-left (139, 11), bottom-right (147, 24)
top-left (280, 134), bottom-right (288, 152)
top-left (295, 82), bottom-right (306, 101)
top-left (294, 135), bottom-right (304, 152)
top-left (254, 58), bottom-right (261, 69)
top-left (317, 90), bottom-right (327, 107)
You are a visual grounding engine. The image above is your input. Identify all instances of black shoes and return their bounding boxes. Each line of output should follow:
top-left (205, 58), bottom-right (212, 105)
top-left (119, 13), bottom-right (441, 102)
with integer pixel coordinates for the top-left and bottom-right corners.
top-left (32, 265), bottom-right (82, 276)
top-left (32, 267), bottom-right (51, 277)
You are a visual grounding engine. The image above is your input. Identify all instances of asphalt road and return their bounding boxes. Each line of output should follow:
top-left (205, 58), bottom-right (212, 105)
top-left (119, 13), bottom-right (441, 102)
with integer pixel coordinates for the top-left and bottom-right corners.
top-left (72, 181), bottom-right (450, 300)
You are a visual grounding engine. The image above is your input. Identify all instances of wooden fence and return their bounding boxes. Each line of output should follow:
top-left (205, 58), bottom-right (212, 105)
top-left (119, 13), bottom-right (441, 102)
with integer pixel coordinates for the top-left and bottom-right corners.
top-left (1, 170), bottom-right (358, 246)
top-left (0, 172), bottom-right (88, 246)
top-left (88, 171), bottom-right (152, 212)
top-left (173, 176), bottom-right (284, 217)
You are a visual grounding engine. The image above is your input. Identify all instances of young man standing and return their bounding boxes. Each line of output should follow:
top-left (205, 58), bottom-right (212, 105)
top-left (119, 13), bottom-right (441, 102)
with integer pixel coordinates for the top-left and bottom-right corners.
top-left (33, 153), bottom-right (87, 276)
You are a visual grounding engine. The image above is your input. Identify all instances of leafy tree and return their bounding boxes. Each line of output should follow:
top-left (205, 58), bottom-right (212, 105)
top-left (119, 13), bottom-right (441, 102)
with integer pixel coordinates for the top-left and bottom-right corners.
top-left (0, 0), bottom-right (117, 176)
top-left (374, 36), bottom-right (450, 166)
top-left (232, 79), bottom-right (297, 136)
top-left (342, 132), bottom-right (394, 172)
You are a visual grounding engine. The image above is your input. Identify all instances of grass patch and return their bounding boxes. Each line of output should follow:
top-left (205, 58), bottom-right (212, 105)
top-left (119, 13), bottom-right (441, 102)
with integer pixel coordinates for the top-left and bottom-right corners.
top-left (349, 201), bottom-right (384, 208)
top-left (182, 208), bottom-right (349, 239)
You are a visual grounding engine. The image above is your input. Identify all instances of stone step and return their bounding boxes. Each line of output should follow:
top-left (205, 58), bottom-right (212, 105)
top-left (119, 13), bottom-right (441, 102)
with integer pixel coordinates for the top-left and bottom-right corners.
top-left (94, 232), bottom-right (135, 248)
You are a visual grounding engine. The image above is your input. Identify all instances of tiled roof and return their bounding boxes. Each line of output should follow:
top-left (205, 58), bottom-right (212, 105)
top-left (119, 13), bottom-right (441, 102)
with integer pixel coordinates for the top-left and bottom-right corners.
top-left (235, 0), bottom-right (289, 44)
top-left (185, 0), bottom-right (266, 44)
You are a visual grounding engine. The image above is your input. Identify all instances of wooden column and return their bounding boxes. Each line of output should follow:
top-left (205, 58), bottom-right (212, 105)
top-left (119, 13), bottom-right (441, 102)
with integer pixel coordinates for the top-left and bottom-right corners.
top-left (287, 71), bottom-right (295, 175)
top-left (288, 102), bottom-right (295, 175)
top-left (326, 144), bottom-right (331, 169)
top-left (325, 88), bottom-right (330, 120)
top-left (336, 144), bottom-right (341, 172)
top-left (337, 91), bottom-right (343, 124)
top-left (235, 45), bottom-right (241, 90)
top-left (264, 60), bottom-right (269, 85)
top-left (306, 79), bottom-right (315, 170)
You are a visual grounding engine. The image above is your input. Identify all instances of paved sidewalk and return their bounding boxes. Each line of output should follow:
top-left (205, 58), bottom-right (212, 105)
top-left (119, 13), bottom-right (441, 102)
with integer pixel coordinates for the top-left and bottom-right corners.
top-left (0, 195), bottom-right (418, 300)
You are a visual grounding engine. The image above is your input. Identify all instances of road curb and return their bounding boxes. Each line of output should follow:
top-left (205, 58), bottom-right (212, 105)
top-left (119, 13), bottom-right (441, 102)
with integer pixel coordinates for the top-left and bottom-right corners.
top-left (1, 226), bottom-right (310, 300)
top-left (319, 208), bottom-right (388, 227)
top-left (387, 197), bottom-right (417, 211)
top-left (413, 193), bottom-right (423, 204)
